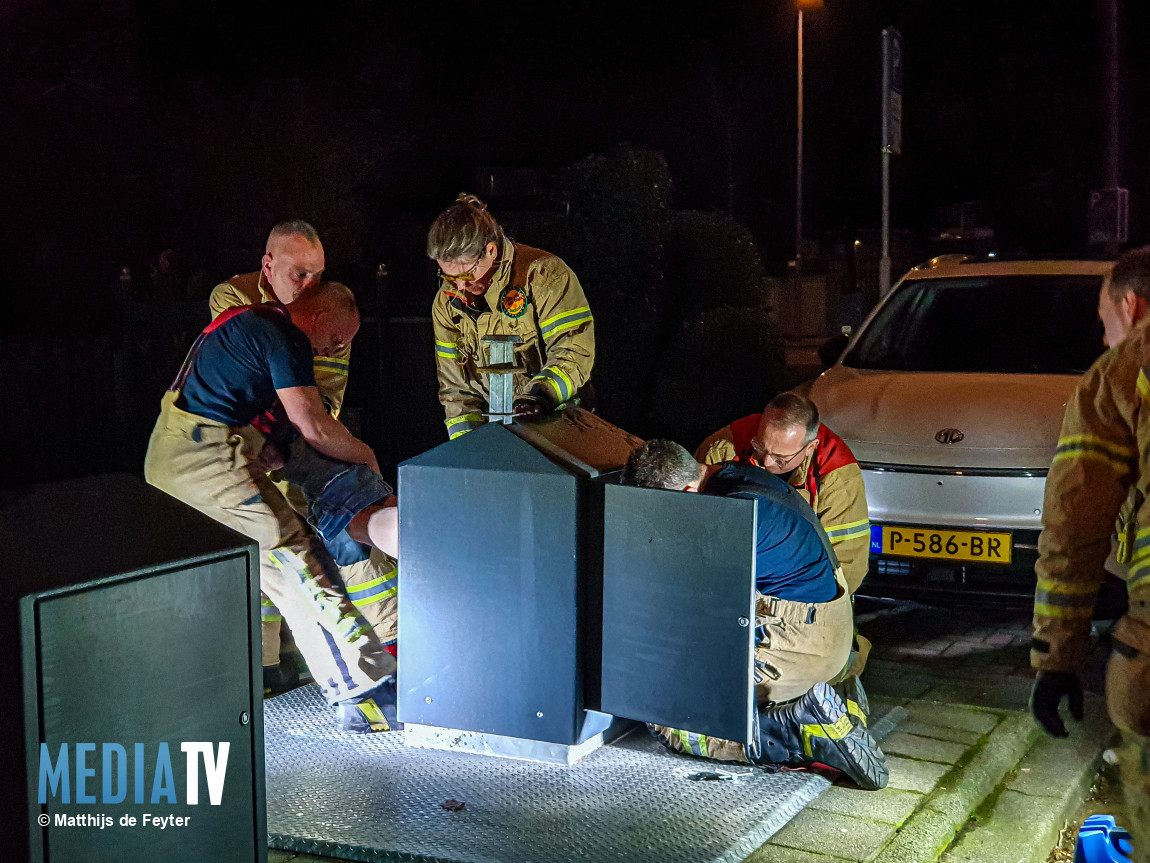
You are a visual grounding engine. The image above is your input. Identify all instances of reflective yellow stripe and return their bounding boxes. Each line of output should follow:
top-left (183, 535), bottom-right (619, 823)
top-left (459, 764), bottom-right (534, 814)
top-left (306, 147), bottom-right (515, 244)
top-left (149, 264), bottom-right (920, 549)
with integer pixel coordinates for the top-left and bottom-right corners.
top-left (445, 412), bottom-right (484, 429)
top-left (313, 357), bottom-right (349, 376)
top-left (1129, 558), bottom-right (1150, 581)
top-left (847, 701), bottom-right (867, 726)
top-left (1128, 572), bottom-right (1150, 595)
top-left (544, 317), bottom-right (592, 338)
top-left (350, 573), bottom-right (395, 592)
top-left (1055, 434), bottom-right (1136, 459)
top-left (827, 518), bottom-right (869, 532)
top-left (1034, 603), bottom-right (1094, 620)
top-left (352, 587), bottom-right (397, 607)
top-left (435, 340), bottom-right (461, 358)
top-left (357, 699), bottom-right (390, 731)
top-left (538, 367), bottom-right (573, 401)
top-left (1035, 578), bottom-right (1099, 596)
top-left (540, 306), bottom-right (590, 329)
top-left (800, 712), bottom-right (853, 757)
top-left (1050, 450), bottom-right (1132, 475)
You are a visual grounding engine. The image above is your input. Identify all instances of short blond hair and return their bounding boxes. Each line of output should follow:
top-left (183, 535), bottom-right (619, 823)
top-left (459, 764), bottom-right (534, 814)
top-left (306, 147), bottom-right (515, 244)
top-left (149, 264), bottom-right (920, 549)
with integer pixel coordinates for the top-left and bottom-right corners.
top-left (295, 280), bottom-right (357, 321)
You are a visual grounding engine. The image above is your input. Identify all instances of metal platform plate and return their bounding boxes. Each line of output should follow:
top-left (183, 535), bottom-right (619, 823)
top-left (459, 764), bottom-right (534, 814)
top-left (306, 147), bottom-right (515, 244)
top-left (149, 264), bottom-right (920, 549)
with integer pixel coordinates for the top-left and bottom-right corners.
top-left (267, 685), bottom-right (834, 863)
top-left (403, 710), bottom-right (625, 765)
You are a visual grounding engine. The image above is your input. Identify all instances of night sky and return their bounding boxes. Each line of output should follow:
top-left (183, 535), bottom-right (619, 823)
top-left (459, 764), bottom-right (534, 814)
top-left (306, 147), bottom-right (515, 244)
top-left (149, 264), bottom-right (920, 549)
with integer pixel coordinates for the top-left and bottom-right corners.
top-left (3, 0), bottom-right (1148, 318)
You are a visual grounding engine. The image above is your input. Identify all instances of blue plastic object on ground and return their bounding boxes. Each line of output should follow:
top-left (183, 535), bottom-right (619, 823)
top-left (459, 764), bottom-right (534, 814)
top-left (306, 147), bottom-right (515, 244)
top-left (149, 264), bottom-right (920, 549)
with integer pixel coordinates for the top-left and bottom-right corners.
top-left (1075, 814), bottom-right (1134, 863)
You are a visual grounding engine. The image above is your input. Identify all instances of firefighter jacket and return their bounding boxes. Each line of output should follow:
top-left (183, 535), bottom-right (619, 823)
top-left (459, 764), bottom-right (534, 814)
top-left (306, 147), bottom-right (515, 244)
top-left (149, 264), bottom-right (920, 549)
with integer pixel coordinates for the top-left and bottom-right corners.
top-left (697, 416), bottom-right (871, 593)
top-left (1033, 315), bottom-right (1150, 674)
top-left (209, 272), bottom-right (351, 419)
top-left (432, 239), bottom-right (595, 439)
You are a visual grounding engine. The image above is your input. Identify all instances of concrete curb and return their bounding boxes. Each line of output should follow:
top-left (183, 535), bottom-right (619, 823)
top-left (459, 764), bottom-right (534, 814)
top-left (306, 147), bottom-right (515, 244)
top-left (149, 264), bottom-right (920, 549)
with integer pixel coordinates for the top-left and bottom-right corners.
top-left (938, 696), bottom-right (1113, 863)
top-left (871, 713), bottom-right (1038, 863)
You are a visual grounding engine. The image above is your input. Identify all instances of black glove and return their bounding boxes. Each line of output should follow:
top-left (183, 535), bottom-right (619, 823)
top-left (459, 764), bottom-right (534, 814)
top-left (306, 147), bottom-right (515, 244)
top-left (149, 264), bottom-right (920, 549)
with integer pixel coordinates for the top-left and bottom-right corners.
top-left (1030, 671), bottom-right (1083, 737)
top-left (512, 396), bottom-right (546, 418)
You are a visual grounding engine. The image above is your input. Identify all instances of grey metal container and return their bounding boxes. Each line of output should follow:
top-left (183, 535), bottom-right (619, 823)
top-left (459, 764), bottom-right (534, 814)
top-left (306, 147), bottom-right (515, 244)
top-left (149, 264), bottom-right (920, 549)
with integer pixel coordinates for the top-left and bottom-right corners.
top-left (1, 474), bottom-right (264, 863)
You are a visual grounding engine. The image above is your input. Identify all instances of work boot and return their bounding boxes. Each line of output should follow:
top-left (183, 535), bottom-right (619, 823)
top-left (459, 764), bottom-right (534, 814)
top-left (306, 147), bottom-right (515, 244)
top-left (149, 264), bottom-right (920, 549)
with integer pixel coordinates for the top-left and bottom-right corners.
top-left (334, 676), bottom-right (401, 733)
top-left (263, 663), bottom-right (300, 697)
top-left (756, 681), bottom-right (889, 790)
top-left (832, 675), bottom-right (871, 728)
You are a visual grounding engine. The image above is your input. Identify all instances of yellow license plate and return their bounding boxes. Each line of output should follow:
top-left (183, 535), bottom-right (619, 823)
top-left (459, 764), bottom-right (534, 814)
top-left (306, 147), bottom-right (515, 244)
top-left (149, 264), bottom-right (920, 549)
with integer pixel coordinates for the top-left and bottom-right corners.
top-left (880, 526), bottom-right (1012, 564)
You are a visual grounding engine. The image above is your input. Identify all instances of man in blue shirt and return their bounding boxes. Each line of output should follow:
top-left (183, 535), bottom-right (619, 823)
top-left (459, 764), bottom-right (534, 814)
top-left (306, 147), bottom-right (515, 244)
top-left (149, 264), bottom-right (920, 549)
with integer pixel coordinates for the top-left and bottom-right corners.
top-left (145, 282), bottom-right (398, 733)
top-left (622, 440), bottom-right (887, 789)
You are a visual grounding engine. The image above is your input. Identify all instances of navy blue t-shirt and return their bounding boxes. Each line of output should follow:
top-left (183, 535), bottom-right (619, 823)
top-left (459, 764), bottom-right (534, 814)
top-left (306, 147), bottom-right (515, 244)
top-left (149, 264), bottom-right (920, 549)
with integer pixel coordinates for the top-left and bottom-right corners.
top-left (704, 463), bottom-right (838, 603)
top-left (180, 307), bottom-right (315, 426)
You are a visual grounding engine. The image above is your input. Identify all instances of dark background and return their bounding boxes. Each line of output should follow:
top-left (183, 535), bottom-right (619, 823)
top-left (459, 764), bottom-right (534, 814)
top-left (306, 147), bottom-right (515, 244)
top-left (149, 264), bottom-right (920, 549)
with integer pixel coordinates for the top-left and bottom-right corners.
top-left (2, 0), bottom-right (1146, 483)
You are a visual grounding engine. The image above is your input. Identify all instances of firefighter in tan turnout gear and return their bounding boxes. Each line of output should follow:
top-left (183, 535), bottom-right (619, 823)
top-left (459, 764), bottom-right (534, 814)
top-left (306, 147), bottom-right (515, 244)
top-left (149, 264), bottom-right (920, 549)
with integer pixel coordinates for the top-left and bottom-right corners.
top-left (697, 392), bottom-right (871, 595)
top-left (1030, 246), bottom-right (1150, 860)
top-left (698, 392), bottom-right (872, 679)
top-left (146, 282), bottom-right (398, 733)
top-left (621, 440), bottom-right (888, 791)
top-left (210, 220), bottom-right (351, 417)
top-left (428, 194), bottom-right (595, 438)
top-left (209, 221), bottom-right (398, 695)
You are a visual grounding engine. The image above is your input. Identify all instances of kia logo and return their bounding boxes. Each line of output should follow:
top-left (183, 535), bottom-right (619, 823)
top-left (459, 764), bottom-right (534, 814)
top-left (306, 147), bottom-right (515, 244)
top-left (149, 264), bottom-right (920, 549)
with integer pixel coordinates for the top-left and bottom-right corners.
top-left (935, 428), bottom-right (965, 444)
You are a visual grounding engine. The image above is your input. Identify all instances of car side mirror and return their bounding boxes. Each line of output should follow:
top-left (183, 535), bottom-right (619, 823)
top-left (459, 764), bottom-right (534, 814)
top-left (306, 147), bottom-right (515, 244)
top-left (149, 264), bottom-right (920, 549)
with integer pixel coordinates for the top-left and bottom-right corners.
top-left (818, 333), bottom-right (850, 367)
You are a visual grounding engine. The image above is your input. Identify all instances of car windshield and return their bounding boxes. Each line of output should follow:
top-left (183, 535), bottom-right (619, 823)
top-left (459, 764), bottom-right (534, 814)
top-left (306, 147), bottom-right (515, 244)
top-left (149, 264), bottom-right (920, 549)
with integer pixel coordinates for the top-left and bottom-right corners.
top-left (843, 274), bottom-right (1106, 374)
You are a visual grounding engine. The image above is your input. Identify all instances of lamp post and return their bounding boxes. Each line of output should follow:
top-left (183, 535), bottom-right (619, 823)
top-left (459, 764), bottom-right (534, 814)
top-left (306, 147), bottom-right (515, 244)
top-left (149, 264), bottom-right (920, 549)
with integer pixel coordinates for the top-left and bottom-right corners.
top-left (795, 0), bottom-right (823, 284)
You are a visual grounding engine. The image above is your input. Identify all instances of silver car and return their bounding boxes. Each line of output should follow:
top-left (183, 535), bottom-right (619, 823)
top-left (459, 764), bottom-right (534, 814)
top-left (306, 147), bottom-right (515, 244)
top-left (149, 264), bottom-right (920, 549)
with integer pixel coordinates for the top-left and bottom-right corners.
top-left (803, 258), bottom-right (1113, 601)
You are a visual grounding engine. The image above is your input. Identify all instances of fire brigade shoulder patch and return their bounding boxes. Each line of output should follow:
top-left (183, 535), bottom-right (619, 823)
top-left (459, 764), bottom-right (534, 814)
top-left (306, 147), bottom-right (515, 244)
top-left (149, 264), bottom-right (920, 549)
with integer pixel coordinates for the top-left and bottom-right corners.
top-left (498, 286), bottom-right (528, 318)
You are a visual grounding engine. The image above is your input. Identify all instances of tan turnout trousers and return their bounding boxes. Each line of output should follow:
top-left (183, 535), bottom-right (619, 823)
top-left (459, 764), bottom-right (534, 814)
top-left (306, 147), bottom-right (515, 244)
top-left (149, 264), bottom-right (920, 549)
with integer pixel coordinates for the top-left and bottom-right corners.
top-left (144, 392), bottom-right (395, 703)
top-left (652, 568), bottom-right (854, 760)
top-left (209, 273), bottom-right (357, 668)
top-left (1107, 597), bottom-right (1150, 862)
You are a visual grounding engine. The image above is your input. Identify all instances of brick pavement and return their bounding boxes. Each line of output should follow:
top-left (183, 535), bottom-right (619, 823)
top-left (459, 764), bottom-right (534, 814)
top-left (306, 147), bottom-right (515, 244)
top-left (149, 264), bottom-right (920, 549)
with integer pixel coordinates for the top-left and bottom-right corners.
top-left (855, 600), bottom-right (1113, 712)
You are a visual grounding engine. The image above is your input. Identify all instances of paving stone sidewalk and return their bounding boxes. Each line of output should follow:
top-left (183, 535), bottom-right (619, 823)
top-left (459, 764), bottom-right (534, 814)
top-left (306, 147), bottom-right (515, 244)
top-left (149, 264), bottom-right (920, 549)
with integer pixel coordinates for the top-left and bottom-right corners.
top-left (744, 693), bottom-right (1112, 863)
top-left (856, 600), bottom-right (1113, 711)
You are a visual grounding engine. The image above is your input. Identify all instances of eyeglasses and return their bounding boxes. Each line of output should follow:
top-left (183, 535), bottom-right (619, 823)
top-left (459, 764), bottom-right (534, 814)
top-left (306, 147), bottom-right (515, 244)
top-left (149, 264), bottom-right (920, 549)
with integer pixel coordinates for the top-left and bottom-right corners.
top-left (438, 255), bottom-right (484, 283)
top-left (750, 439), bottom-right (812, 467)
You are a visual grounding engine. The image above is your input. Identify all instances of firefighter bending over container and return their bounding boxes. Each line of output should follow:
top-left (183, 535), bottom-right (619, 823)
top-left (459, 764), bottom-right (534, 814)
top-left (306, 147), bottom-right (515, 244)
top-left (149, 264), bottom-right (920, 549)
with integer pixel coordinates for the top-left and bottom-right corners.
top-left (210, 220), bottom-right (399, 695)
top-left (697, 392), bottom-right (871, 595)
top-left (1030, 246), bottom-right (1150, 859)
top-left (622, 440), bottom-right (888, 790)
top-left (428, 194), bottom-right (595, 438)
top-left (145, 281), bottom-right (399, 733)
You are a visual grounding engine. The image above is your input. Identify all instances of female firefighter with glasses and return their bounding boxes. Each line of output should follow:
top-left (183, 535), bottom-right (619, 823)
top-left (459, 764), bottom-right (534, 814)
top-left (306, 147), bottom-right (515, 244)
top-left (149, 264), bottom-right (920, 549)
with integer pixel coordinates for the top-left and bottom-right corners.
top-left (428, 194), bottom-right (596, 439)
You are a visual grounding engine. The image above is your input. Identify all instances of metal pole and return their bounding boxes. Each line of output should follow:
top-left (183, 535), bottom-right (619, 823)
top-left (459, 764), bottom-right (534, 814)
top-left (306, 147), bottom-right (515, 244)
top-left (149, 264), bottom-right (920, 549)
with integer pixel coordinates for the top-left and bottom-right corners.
top-left (879, 31), bottom-right (892, 297)
top-left (481, 335), bottom-right (522, 424)
top-left (1104, 0), bottom-right (1119, 190)
top-left (880, 153), bottom-right (891, 296)
top-left (796, 8), bottom-right (804, 283)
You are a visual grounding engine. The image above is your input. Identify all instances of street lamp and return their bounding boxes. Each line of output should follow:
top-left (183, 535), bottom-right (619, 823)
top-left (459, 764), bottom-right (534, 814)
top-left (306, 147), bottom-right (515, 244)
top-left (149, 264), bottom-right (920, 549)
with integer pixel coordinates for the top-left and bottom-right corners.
top-left (795, 0), bottom-right (823, 283)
